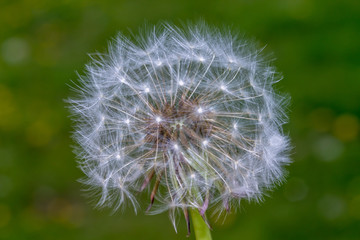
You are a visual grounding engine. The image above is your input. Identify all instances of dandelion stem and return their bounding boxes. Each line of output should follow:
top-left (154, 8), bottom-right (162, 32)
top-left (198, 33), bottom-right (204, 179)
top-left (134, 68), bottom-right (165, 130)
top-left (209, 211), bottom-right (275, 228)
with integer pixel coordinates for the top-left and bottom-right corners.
top-left (190, 208), bottom-right (212, 240)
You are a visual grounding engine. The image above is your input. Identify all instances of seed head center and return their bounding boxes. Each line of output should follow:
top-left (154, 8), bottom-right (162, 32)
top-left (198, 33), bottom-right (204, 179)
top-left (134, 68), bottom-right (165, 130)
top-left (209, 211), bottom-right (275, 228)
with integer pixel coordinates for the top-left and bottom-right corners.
top-left (144, 99), bottom-right (214, 150)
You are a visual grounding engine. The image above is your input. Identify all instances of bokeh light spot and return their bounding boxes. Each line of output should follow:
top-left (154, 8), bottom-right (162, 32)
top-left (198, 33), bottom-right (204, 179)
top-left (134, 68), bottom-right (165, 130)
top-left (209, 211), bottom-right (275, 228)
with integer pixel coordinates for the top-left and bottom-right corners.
top-left (26, 120), bottom-right (53, 147)
top-left (0, 84), bottom-right (19, 130)
top-left (313, 135), bottom-right (344, 161)
top-left (1, 37), bottom-right (29, 64)
top-left (0, 204), bottom-right (11, 228)
top-left (333, 114), bottom-right (359, 142)
top-left (47, 198), bottom-right (85, 227)
top-left (318, 195), bottom-right (345, 220)
top-left (20, 207), bottom-right (45, 231)
top-left (349, 195), bottom-right (360, 220)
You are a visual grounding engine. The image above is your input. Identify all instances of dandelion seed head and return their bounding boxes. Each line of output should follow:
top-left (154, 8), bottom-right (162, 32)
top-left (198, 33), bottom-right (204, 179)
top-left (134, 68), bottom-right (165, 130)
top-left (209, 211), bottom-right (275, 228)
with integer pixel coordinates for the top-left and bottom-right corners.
top-left (68, 22), bottom-right (291, 232)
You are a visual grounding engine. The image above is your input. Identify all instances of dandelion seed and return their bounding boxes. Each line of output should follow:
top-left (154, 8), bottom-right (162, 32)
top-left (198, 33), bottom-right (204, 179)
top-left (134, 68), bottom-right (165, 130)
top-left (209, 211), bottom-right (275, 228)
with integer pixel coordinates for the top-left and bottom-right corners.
top-left (155, 116), bottom-right (162, 123)
top-left (68, 22), bottom-right (291, 236)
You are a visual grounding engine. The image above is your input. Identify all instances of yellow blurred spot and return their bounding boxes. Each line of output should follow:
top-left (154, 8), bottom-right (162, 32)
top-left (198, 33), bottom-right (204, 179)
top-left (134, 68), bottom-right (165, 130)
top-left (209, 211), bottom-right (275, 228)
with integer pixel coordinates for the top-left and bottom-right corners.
top-left (308, 108), bottom-right (334, 133)
top-left (0, 204), bottom-right (11, 228)
top-left (349, 195), bottom-right (360, 219)
top-left (0, 2), bottom-right (32, 29)
top-left (0, 84), bottom-right (19, 130)
top-left (333, 114), bottom-right (359, 141)
top-left (33, 22), bottom-right (62, 66)
top-left (47, 198), bottom-right (84, 227)
top-left (26, 120), bottom-right (53, 147)
top-left (20, 207), bottom-right (44, 231)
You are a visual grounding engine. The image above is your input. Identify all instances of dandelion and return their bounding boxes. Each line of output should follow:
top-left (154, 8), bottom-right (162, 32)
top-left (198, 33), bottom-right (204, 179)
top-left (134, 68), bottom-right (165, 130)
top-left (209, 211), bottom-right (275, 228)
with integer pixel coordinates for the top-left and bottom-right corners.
top-left (68, 22), bottom-right (290, 239)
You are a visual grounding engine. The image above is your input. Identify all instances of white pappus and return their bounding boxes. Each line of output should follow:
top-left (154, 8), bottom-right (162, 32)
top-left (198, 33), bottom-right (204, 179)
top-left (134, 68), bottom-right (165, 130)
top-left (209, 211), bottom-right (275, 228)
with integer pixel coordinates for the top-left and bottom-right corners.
top-left (68, 22), bottom-right (291, 233)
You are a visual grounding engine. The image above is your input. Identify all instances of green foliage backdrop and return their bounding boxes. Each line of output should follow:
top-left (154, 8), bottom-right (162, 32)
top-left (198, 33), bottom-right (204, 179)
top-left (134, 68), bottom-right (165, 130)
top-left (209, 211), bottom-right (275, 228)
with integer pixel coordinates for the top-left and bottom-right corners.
top-left (1, 0), bottom-right (359, 239)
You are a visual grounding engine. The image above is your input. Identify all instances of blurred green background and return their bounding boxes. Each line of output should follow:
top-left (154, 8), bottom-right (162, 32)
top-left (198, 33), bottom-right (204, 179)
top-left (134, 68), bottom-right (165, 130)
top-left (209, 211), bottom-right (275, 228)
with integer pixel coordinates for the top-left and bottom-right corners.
top-left (1, 0), bottom-right (360, 239)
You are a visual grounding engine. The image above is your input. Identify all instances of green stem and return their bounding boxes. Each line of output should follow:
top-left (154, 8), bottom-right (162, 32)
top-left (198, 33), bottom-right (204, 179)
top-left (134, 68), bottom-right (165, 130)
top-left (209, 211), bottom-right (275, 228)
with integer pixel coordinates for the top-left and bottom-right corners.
top-left (189, 208), bottom-right (212, 240)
